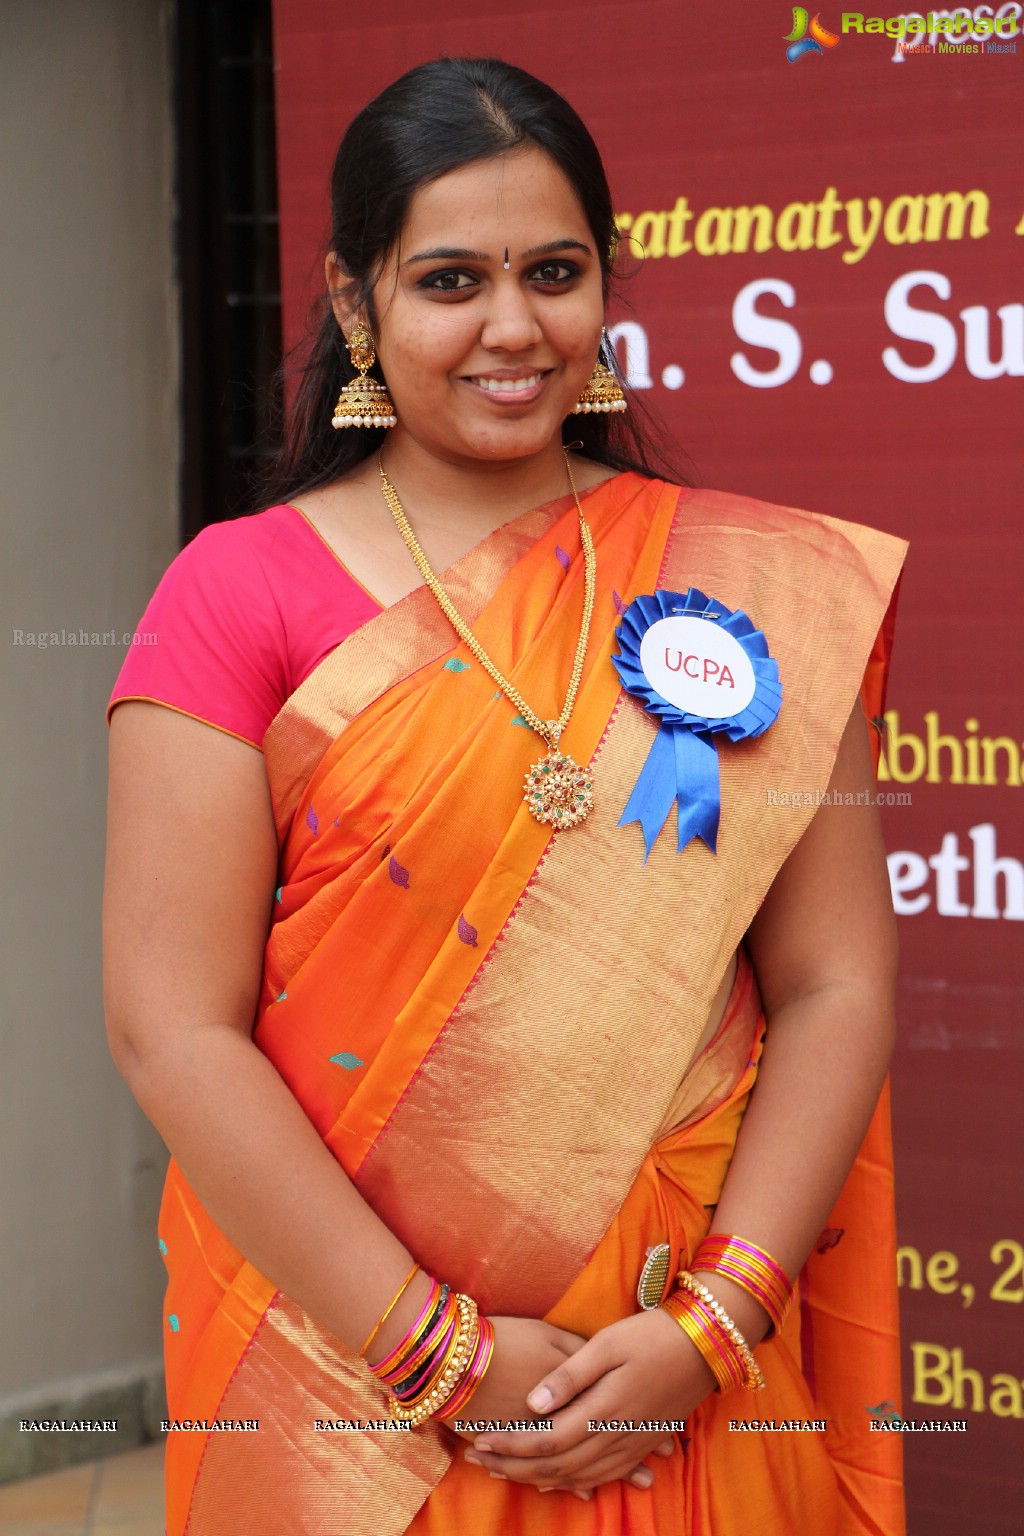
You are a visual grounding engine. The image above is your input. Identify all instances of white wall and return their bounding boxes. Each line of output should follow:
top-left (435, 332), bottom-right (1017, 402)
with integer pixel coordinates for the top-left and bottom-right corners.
top-left (0, 0), bottom-right (178, 1457)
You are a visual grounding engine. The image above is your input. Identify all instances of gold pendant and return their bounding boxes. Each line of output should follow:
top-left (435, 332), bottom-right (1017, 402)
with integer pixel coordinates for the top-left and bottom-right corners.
top-left (523, 748), bottom-right (594, 830)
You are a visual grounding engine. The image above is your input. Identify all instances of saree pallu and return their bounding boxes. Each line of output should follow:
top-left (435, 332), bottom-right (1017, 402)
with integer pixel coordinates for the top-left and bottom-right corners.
top-left (158, 473), bottom-right (908, 1536)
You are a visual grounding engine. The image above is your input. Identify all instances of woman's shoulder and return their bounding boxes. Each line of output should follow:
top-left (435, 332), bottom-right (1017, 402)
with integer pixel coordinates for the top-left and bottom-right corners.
top-left (132, 505), bottom-right (322, 657)
top-left (106, 504), bottom-right (380, 748)
top-left (191, 501), bottom-right (335, 574)
top-left (141, 503), bottom-right (318, 602)
top-left (676, 484), bottom-right (908, 561)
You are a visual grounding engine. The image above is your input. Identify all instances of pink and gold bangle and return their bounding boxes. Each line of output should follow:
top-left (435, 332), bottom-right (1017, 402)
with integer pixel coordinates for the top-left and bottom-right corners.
top-left (670, 1272), bottom-right (766, 1392)
top-left (392, 1293), bottom-right (475, 1411)
top-left (441, 1315), bottom-right (495, 1419)
top-left (662, 1292), bottom-right (744, 1394)
top-left (368, 1276), bottom-right (442, 1376)
top-left (395, 1325), bottom-right (460, 1408)
top-left (692, 1234), bottom-right (793, 1336)
top-left (390, 1294), bottom-right (480, 1424)
top-left (385, 1289), bottom-right (456, 1386)
top-left (695, 1233), bottom-right (791, 1309)
top-left (389, 1296), bottom-right (460, 1402)
top-left (364, 1273), bottom-right (494, 1426)
top-left (666, 1289), bottom-right (748, 1393)
top-left (677, 1271), bottom-right (766, 1391)
top-left (359, 1260), bottom-right (422, 1360)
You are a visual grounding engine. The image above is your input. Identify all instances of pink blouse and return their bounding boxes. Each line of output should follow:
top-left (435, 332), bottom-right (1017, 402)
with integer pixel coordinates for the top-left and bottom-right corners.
top-left (106, 505), bottom-right (382, 748)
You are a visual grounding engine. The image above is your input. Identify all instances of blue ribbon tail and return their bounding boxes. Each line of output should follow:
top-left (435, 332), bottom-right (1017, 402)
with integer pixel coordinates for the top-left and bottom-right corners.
top-left (619, 726), bottom-right (679, 861)
top-left (673, 728), bottom-right (721, 854)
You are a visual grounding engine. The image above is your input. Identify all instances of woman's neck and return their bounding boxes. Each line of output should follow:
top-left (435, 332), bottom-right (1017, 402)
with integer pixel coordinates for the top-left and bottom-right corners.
top-left (374, 431), bottom-right (602, 532)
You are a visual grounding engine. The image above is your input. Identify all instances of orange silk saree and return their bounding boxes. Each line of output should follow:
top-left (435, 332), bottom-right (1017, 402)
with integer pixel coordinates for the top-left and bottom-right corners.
top-left (158, 472), bottom-right (908, 1535)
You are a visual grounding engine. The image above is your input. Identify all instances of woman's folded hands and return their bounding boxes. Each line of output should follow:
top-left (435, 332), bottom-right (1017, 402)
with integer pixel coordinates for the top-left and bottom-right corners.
top-left (451, 1310), bottom-right (711, 1498)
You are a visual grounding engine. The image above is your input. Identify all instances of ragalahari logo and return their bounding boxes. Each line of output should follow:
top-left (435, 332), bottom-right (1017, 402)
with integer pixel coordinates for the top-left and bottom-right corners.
top-left (785, 8), bottom-right (841, 60)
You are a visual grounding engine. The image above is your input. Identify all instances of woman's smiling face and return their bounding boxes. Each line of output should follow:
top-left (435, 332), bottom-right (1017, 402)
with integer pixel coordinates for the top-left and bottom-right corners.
top-left (356, 147), bottom-right (606, 467)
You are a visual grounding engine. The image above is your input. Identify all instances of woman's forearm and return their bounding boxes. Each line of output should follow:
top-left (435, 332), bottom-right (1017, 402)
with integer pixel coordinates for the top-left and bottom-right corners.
top-left (116, 1024), bottom-right (435, 1365)
top-left (690, 978), bottom-right (896, 1342)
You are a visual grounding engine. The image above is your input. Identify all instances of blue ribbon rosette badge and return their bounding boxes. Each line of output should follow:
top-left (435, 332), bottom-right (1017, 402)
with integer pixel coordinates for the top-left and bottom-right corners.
top-left (612, 588), bottom-right (782, 859)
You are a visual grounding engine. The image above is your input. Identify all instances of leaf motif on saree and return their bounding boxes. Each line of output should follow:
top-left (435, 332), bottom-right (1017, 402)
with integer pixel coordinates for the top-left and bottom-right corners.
top-left (329, 1052), bottom-right (364, 1071)
top-left (388, 856), bottom-right (410, 889)
top-left (443, 657), bottom-right (470, 672)
top-left (306, 803), bottom-right (319, 836)
top-left (457, 915), bottom-right (479, 948)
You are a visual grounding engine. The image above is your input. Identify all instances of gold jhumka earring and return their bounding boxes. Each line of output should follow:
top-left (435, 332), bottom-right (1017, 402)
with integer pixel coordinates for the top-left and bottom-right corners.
top-left (331, 322), bottom-right (397, 429)
top-left (572, 329), bottom-right (627, 415)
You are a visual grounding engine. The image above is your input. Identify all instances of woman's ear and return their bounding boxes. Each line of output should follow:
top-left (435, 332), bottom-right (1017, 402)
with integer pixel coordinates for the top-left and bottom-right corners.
top-left (324, 250), bottom-right (357, 337)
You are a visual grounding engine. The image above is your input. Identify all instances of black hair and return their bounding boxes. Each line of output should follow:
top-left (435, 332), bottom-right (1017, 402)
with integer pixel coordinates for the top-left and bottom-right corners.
top-left (255, 56), bottom-right (685, 508)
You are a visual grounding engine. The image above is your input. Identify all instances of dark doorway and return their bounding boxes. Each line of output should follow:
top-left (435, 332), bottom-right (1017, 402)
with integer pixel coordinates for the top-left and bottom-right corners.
top-left (174, 0), bottom-right (282, 539)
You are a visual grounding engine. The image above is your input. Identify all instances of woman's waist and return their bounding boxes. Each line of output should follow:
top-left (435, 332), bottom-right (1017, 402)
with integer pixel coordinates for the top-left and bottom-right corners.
top-left (497, 963), bottom-right (765, 1334)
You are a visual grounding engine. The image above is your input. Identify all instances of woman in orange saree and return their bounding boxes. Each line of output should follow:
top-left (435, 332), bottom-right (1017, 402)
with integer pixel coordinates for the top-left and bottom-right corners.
top-left (104, 57), bottom-right (907, 1536)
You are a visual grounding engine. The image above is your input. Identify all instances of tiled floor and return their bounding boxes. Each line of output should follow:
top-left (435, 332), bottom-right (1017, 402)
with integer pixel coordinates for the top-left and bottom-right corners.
top-left (0, 1442), bottom-right (164, 1535)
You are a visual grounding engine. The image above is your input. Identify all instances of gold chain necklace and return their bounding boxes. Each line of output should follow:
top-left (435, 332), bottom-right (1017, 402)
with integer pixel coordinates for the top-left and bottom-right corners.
top-left (377, 449), bottom-right (597, 830)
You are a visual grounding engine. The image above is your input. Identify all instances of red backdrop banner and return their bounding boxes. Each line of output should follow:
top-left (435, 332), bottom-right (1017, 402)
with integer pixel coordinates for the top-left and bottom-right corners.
top-left (270, 5), bottom-right (1023, 1530)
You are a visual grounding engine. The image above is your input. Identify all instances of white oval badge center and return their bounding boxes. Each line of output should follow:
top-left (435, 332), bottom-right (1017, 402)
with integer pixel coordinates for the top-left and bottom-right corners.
top-left (639, 615), bottom-right (756, 718)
